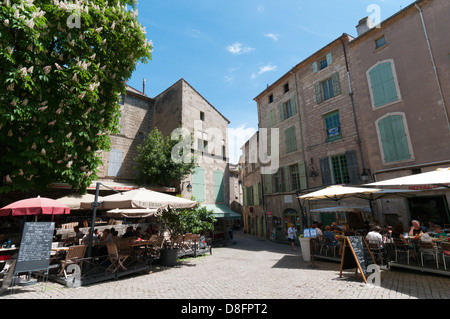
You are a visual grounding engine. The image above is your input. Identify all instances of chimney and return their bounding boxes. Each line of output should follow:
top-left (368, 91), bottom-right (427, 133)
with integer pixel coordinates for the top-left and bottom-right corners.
top-left (142, 78), bottom-right (146, 95)
top-left (356, 16), bottom-right (375, 36)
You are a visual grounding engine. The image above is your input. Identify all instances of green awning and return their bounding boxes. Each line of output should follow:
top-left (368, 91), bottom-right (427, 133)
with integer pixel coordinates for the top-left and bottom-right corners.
top-left (203, 204), bottom-right (241, 220)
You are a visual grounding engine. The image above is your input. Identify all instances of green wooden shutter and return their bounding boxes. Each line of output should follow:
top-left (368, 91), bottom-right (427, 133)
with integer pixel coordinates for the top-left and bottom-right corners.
top-left (345, 150), bottom-right (361, 185)
top-left (192, 167), bottom-right (205, 202)
top-left (243, 187), bottom-right (248, 206)
top-left (379, 115), bottom-right (410, 162)
top-left (264, 174), bottom-right (273, 194)
top-left (331, 72), bottom-right (341, 96)
top-left (283, 166), bottom-right (290, 192)
top-left (326, 53), bottom-right (333, 66)
top-left (279, 103), bottom-right (285, 122)
top-left (370, 62), bottom-right (398, 107)
top-left (320, 157), bottom-right (332, 185)
top-left (214, 170), bottom-right (224, 202)
top-left (298, 160), bottom-right (307, 190)
top-left (268, 109), bottom-right (276, 127)
top-left (313, 62), bottom-right (318, 73)
top-left (290, 96), bottom-right (297, 116)
top-left (390, 116), bottom-right (410, 160)
top-left (314, 82), bottom-right (322, 104)
top-left (258, 182), bottom-right (263, 205)
top-left (285, 126), bottom-right (297, 154)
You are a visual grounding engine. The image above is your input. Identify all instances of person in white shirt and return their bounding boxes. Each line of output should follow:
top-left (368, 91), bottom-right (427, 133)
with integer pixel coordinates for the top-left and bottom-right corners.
top-left (366, 225), bottom-right (383, 248)
top-left (287, 223), bottom-right (297, 251)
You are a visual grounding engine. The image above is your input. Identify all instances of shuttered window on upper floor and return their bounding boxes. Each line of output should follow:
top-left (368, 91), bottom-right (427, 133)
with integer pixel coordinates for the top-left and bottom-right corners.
top-left (279, 96), bottom-right (297, 122)
top-left (315, 72), bottom-right (341, 104)
top-left (368, 61), bottom-right (399, 108)
top-left (378, 115), bottom-right (411, 163)
top-left (284, 126), bottom-right (297, 154)
top-left (107, 149), bottom-right (123, 177)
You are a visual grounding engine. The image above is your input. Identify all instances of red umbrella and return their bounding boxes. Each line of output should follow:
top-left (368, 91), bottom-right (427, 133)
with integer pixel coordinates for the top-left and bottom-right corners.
top-left (0, 196), bottom-right (71, 217)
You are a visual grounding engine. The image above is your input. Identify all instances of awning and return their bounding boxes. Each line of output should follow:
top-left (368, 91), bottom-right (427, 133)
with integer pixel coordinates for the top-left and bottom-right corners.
top-left (106, 208), bottom-right (159, 219)
top-left (56, 193), bottom-right (103, 210)
top-left (310, 206), bottom-right (372, 214)
top-left (203, 204), bottom-right (241, 220)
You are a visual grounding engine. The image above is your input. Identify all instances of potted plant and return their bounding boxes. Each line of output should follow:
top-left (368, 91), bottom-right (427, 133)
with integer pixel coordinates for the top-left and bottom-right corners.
top-left (159, 204), bottom-right (216, 266)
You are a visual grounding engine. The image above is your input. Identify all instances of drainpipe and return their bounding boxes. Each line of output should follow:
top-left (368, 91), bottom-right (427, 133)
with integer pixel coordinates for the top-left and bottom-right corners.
top-left (339, 36), bottom-right (369, 181)
top-left (415, 4), bottom-right (450, 133)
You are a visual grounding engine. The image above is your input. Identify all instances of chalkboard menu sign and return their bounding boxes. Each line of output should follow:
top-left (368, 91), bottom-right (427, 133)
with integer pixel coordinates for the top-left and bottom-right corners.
top-left (339, 236), bottom-right (374, 283)
top-left (15, 222), bottom-right (55, 273)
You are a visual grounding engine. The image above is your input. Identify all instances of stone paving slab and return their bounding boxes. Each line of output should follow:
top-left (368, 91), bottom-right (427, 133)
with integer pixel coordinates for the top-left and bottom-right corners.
top-left (1, 230), bottom-right (449, 300)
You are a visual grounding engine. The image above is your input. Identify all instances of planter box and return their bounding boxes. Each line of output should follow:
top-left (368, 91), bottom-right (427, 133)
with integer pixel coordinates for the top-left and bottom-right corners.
top-left (299, 237), bottom-right (311, 261)
top-left (160, 248), bottom-right (179, 266)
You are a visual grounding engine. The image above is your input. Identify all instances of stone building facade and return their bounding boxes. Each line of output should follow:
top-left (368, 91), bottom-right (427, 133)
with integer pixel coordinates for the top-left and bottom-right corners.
top-left (152, 79), bottom-right (230, 206)
top-left (246, 0), bottom-right (450, 237)
top-left (96, 85), bottom-right (153, 185)
top-left (347, 0), bottom-right (450, 228)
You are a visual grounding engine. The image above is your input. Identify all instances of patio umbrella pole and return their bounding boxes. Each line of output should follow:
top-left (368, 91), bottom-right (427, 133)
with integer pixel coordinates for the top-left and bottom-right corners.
top-left (87, 182), bottom-right (123, 258)
top-left (87, 182), bottom-right (101, 260)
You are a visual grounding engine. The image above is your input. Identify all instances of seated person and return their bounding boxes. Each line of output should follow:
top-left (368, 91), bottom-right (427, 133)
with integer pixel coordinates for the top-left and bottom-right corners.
top-left (323, 226), bottom-right (338, 246)
top-left (366, 225), bottom-right (384, 248)
top-left (342, 224), bottom-right (355, 236)
top-left (100, 229), bottom-right (114, 243)
top-left (433, 225), bottom-right (448, 239)
top-left (409, 220), bottom-right (424, 237)
top-left (122, 226), bottom-right (135, 238)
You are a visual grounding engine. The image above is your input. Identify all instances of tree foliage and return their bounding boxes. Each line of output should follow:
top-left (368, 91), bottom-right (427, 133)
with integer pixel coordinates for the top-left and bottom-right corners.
top-left (135, 127), bottom-right (197, 187)
top-left (0, 0), bottom-right (153, 193)
top-left (160, 204), bottom-right (216, 237)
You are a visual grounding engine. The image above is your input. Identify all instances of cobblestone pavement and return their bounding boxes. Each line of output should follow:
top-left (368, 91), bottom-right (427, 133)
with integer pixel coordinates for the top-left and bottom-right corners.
top-left (1, 230), bottom-right (449, 300)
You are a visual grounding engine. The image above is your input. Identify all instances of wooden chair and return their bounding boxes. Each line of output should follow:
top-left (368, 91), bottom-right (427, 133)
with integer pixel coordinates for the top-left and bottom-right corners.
top-left (191, 234), bottom-right (201, 251)
top-left (181, 233), bottom-right (193, 252)
top-left (418, 241), bottom-right (439, 268)
top-left (106, 243), bottom-right (129, 273)
top-left (170, 234), bottom-right (183, 249)
top-left (393, 238), bottom-right (411, 265)
top-left (150, 235), bottom-right (165, 258)
top-left (57, 245), bottom-right (87, 278)
top-left (440, 242), bottom-right (450, 270)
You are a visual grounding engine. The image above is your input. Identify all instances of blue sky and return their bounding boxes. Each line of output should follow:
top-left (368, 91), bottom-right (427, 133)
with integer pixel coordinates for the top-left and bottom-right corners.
top-left (127, 0), bottom-right (416, 164)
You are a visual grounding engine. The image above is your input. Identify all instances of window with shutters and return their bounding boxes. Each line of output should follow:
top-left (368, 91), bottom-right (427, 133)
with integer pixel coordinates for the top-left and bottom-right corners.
top-left (214, 170), bottom-right (224, 202)
top-left (367, 60), bottom-right (401, 108)
top-left (376, 114), bottom-right (413, 163)
top-left (279, 96), bottom-right (297, 122)
top-left (313, 53), bottom-right (333, 73)
top-left (290, 164), bottom-right (300, 190)
top-left (324, 111), bottom-right (342, 141)
top-left (319, 57), bottom-right (328, 70)
top-left (284, 126), bottom-right (297, 154)
top-left (107, 149), bottom-right (123, 177)
top-left (268, 109), bottom-right (276, 127)
top-left (192, 167), bottom-right (205, 202)
top-left (315, 72), bottom-right (341, 104)
top-left (331, 155), bottom-right (350, 184)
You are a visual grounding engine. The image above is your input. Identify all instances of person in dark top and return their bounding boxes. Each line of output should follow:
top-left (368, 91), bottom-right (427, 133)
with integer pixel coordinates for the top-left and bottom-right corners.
top-left (122, 226), bottom-right (135, 238)
top-left (408, 220), bottom-right (424, 237)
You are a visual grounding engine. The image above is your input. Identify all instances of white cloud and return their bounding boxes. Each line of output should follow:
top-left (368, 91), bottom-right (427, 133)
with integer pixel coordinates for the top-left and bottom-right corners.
top-left (251, 63), bottom-right (277, 79)
top-left (226, 42), bottom-right (255, 55)
top-left (264, 33), bottom-right (279, 41)
top-left (227, 125), bottom-right (257, 164)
